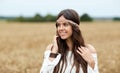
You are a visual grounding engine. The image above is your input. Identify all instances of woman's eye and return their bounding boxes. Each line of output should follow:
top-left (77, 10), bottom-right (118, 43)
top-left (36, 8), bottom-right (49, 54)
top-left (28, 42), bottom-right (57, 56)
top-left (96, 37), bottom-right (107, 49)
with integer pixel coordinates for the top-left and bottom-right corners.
top-left (64, 23), bottom-right (69, 26)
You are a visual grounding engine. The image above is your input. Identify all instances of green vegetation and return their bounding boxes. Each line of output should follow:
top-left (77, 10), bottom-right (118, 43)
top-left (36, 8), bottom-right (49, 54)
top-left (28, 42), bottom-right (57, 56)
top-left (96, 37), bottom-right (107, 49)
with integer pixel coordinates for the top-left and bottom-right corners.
top-left (80, 13), bottom-right (93, 22)
top-left (113, 17), bottom-right (120, 21)
top-left (0, 13), bottom-right (93, 22)
top-left (1, 13), bottom-right (120, 22)
top-left (14, 14), bottom-right (56, 22)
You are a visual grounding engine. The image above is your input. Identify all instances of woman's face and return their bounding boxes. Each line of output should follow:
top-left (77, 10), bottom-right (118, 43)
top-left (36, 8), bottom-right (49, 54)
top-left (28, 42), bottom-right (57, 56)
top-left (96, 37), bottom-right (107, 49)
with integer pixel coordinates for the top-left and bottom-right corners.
top-left (56, 16), bottom-right (72, 40)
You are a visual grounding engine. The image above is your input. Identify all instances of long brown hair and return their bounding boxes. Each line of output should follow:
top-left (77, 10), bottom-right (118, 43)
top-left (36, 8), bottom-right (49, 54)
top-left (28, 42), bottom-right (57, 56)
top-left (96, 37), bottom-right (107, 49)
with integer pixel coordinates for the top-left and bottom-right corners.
top-left (54, 9), bottom-right (87, 73)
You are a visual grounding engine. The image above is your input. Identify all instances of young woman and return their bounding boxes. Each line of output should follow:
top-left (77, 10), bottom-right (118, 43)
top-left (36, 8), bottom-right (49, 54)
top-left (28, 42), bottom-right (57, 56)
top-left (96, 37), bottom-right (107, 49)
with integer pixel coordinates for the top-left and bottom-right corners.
top-left (40, 9), bottom-right (99, 73)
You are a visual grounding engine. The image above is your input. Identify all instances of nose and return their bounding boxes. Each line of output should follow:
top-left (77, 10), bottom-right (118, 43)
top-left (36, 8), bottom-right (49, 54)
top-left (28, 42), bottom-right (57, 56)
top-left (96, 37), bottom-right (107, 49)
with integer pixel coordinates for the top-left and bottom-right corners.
top-left (59, 25), bottom-right (64, 30)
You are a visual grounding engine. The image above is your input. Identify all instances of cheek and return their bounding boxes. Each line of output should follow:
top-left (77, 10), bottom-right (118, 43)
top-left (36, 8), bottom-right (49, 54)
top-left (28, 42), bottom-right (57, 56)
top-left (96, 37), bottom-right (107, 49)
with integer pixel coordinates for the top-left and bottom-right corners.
top-left (68, 27), bottom-right (73, 34)
top-left (69, 29), bottom-right (73, 36)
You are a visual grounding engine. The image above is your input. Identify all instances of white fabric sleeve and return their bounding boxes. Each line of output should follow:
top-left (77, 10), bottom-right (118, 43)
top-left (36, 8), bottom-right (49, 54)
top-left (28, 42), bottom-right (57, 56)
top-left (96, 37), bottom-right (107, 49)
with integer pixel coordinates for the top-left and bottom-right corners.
top-left (39, 50), bottom-right (61, 73)
top-left (87, 54), bottom-right (99, 73)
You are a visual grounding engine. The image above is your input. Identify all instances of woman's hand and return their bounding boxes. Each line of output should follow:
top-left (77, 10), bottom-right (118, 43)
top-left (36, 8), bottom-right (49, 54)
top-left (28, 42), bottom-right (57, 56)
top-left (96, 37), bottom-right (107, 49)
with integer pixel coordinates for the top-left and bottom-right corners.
top-left (76, 46), bottom-right (95, 69)
top-left (51, 36), bottom-right (59, 53)
top-left (48, 36), bottom-right (59, 61)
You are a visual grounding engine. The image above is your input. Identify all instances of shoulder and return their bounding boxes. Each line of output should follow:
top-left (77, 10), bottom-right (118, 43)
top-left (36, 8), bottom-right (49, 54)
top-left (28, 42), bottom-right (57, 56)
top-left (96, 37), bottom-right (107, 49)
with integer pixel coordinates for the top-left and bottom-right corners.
top-left (85, 44), bottom-right (97, 54)
top-left (46, 43), bottom-right (53, 51)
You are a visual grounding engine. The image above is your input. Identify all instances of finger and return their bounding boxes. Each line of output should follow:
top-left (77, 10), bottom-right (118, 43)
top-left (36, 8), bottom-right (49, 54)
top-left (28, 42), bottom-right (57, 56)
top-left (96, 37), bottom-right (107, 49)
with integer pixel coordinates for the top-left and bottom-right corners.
top-left (52, 36), bottom-right (59, 48)
top-left (78, 47), bottom-right (84, 53)
top-left (53, 35), bottom-right (58, 42)
top-left (53, 35), bottom-right (56, 40)
top-left (84, 47), bottom-right (89, 51)
top-left (82, 47), bottom-right (89, 53)
top-left (81, 46), bottom-right (86, 52)
top-left (76, 50), bottom-right (82, 55)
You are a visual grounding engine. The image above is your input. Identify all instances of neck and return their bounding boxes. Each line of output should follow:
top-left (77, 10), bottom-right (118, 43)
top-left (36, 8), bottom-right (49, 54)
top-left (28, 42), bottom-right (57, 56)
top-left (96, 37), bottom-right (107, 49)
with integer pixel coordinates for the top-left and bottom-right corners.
top-left (66, 38), bottom-right (73, 51)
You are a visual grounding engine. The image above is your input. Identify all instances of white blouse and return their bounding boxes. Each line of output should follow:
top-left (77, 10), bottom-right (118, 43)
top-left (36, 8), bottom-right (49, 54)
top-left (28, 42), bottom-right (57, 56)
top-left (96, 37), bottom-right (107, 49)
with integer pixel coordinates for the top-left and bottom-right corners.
top-left (40, 50), bottom-right (99, 73)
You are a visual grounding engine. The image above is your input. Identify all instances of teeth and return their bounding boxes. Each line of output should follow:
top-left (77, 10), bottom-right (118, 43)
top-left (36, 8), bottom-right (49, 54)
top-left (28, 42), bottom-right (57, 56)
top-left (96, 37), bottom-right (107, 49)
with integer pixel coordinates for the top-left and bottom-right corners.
top-left (60, 33), bottom-right (65, 34)
top-left (60, 32), bottom-right (65, 33)
top-left (59, 31), bottom-right (66, 36)
top-left (60, 32), bottom-right (66, 35)
top-left (60, 31), bottom-right (65, 32)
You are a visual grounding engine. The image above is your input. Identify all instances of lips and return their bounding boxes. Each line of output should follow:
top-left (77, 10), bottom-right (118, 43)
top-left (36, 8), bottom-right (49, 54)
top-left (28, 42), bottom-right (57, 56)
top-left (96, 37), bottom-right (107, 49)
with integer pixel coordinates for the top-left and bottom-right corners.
top-left (60, 33), bottom-right (66, 36)
top-left (59, 31), bottom-right (67, 37)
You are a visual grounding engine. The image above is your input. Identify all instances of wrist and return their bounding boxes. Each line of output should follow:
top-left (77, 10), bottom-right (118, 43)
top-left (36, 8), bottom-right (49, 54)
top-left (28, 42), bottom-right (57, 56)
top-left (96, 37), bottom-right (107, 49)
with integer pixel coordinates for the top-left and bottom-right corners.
top-left (51, 50), bottom-right (58, 53)
top-left (51, 46), bottom-right (58, 53)
top-left (88, 60), bottom-right (95, 69)
top-left (49, 52), bottom-right (58, 58)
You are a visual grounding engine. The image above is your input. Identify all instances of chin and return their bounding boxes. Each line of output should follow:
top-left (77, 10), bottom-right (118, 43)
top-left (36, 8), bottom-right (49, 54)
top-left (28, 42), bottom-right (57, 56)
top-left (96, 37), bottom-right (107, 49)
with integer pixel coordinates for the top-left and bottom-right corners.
top-left (61, 38), bottom-right (67, 40)
top-left (60, 36), bottom-right (68, 40)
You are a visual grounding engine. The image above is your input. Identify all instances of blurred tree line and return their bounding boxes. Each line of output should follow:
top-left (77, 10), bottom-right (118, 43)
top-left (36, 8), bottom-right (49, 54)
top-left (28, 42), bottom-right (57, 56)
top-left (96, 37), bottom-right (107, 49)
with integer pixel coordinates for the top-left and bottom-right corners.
top-left (8, 13), bottom-right (93, 22)
top-left (14, 14), bottom-right (56, 22)
top-left (113, 17), bottom-right (120, 21)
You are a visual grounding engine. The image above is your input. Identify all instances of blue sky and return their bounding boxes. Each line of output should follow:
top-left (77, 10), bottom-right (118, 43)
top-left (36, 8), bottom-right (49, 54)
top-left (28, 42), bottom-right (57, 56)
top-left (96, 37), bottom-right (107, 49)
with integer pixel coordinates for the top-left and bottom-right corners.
top-left (0, 0), bottom-right (120, 17)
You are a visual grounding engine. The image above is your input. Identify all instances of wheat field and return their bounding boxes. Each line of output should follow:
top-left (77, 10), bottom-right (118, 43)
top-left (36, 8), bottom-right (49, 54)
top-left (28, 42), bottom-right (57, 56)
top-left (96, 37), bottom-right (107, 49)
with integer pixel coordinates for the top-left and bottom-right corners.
top-left (0, 21), bottom-right (120, 73)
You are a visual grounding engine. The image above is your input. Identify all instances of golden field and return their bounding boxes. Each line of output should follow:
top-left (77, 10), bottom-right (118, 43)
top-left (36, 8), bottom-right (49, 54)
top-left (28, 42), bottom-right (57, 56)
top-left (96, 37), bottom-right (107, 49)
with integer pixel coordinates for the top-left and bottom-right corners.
top-left (0, 21), bottom-right (120, 73)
